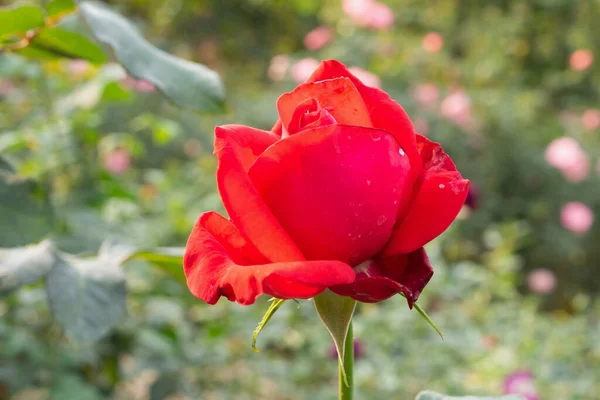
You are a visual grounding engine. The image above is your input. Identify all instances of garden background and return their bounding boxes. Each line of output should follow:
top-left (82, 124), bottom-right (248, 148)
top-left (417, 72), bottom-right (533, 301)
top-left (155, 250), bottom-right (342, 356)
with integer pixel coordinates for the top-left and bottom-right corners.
top-left (0, 0), bottom-right (599, 399)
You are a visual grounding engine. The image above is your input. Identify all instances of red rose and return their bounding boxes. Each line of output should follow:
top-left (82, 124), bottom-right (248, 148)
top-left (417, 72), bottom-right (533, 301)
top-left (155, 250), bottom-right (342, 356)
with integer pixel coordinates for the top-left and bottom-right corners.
top-left (184, 60), bottom-right (469, 307)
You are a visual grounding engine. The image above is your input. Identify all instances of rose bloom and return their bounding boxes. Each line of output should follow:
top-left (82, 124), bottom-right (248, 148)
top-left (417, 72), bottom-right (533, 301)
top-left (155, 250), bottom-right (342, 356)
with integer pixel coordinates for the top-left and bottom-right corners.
top-left (103, 147), bottom-right (131, 175)
top-left (342, 0), bottom-right (394, 30)
top-left (582, 108), bottom-right (600, 131)
top-left (291, 58), bottom-right (320, 83)
top-left (561, 202), bottom-right (594, 235)
top-left (544, 137), bottom-right (590, 182)
top-left (183, 60), bottom-right (469, 306)
top-left (527, 268), bottom-right (557, 294)
top-left (504, 370), bottom-right (538, 400)
top-left (569, 49), bottom-right (593, 71)
top-left (423, 32), bottom-right (444, 53)
top-left (304, 26), bottom-right (334, 51)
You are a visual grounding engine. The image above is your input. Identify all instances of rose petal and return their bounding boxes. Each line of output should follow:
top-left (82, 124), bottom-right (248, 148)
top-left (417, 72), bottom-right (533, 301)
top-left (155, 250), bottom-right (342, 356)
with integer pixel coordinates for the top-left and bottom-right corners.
top-left (214, 125), bottom-right (305, 262)
top-left (331, 247), bottom-right (433, 307)
top-left (384, 134), bottom-right (469, 255)
top-left (249, 124), bottom-right (410, 266)
top-left (305, 60), bottom-right (422, 180)
top-left (277, 77), bottom-right (373, 135)
top-left (184, 212), bottom-right (356, 305)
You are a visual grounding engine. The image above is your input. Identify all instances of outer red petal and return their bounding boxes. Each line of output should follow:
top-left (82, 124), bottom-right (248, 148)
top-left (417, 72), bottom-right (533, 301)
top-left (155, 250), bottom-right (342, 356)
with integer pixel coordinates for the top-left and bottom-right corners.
top-left (184, 212), bottom-right (356, 305)
top-left (383, 134), bottom-right (469, 255)
top-left (248, 124), bottom-right (410, 266)
top-left (214, 125), bottom-right (306, 263)
top-left (305, 60), bottom-right (423, 182)
top-left (330, 248), bottom-right (433, 308)
top-left (277, 77), bottom-right (373, 134)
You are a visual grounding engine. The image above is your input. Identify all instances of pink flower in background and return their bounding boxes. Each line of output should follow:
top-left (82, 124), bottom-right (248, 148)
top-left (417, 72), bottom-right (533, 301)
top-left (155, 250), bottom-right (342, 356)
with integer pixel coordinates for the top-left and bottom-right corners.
top-left (290, 58), bottom-right (320, 83)
top-left (348, 66), bottom-right (381, 88)
top-left (268, 55), bottom-right (290, 82)
top-left (441, 90), bottom-right (474, 128)
top-left (570, 49), bottom-right (593, 71)
top-left (365, 2), bottom-right (394, 30)
top-left (504, 370), bottom-right (538, 400)
top-left (69, 59), bottom-right (91, 77)
top-left (0, 80), bottom-right (14, 98)
top-left (412, 83), bottom-right (440, 109)
top-left (342, 0), bottom-right (394, 30)
top-left (330, 339), bottom-right (364, 360)
top-left (103, 148), bottom-right (131, 175)
top-left (413, 117), bottom-right (429, 136)
top-left (561, 202), bottom-right (594, 235)
top-left (544, 137), bottom-right (590, 182)
top-left (582, 108), bottom-right (600, 131)
top-left (304, 26), bottom-right (334, 51)
top-left (561, 152), bottom-right (590, 183)
top-left (121, 76), bottom-right (156, 93)
top-left (464, 183), bottom-right (480, 210)
top-left (527, 268), bottom-right (557, 294)
top-left (422, 32), bottom-right (444, 53)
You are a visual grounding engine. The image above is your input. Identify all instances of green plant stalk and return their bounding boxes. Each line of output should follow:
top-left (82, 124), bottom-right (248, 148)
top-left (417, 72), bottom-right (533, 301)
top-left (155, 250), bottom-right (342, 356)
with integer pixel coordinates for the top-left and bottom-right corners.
top-left (339, 321), bottom-right (354, 400)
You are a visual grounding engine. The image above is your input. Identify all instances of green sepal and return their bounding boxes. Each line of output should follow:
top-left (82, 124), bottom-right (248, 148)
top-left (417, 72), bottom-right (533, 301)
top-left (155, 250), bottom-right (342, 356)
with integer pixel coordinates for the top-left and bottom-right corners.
top-left (251, 298), bottom-right (285, 352)
top-left (313, 290), bottom-right (356, 387)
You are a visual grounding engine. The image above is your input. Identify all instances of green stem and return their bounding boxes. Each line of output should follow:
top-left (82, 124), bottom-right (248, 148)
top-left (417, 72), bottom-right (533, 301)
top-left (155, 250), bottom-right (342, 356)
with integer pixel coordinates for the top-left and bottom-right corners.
top-left (339, 321), bottom-right (354, 400)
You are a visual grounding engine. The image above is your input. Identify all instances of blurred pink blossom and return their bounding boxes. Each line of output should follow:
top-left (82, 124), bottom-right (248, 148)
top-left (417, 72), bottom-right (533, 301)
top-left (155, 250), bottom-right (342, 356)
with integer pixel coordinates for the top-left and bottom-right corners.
top-left (422, 32), bottom-right (444, 53)
top-left (304, 26), bottom-right (334, 51)
top-left (121, 76), bottom-right (156, 93)
top-left (412, 83), bottom-right (440, 109)
top-left (290, 58), bottom-right (320, 83)
top-left (69, 59), bottom-right (91, 77)
top-left (527, 268), bottom-right (557, 294)
top-left (544, 137), bottom-right (590, 182)
top-left (268, 55), bottom-right (290, 82)
top-left (0, 80), bottom-right (14, 97)
top-left (103, 148), bottom-right (131, 175)
top-left (561, 152), bottom-right (590, 183)
top-left (348, 66), bottom-right (381, 88)
top-left (365, 2), bottom-right (394, 30)
top-left (440, 90), bottom-right (474, 128)
top-left (504, 370), bottom-right (538, 400)
top-left (582, 108), bottom-right (600, 131)
top-left (561, 202), bottom-right (594, 235)
top-left (570, 49), bottom-right (593, 71)
top-left (342, 0), bottom-right (394, 30)
top-left (413, 117), bottom-right (429, 136)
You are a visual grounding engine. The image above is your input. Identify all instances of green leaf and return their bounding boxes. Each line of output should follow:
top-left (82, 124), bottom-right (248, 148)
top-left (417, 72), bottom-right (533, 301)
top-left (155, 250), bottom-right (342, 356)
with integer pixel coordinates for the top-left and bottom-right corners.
top-left (78, 1), bottom-right (226, 113)
top-left (252, 298), bottom-right (285, 352)
top-left (47, 0), bottom-right (76, 18)
top-left (128, 247), bottom-right (185, 285)
top-left (313, 290), bottom-right (356, 386)
top-left (0, 4), bottom-right (45, 39)
top-left (415, 391), bottom-right (525, 400)
top-left (413, 302), bottom-right (444, 340)
top-left (45, 250), bottom-right (127, 344)
top-left (0, 159), bottom-right (54, 247)
top-left (0, 240), bottom-right (55, 296)
top-left (27, 27), bottom-right (107, 63)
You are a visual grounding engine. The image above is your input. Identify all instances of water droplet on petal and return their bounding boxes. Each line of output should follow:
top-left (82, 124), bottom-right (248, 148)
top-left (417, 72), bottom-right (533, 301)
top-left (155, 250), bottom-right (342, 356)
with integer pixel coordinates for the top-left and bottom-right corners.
top-left (399, 149), bottom-right (405, 156)
top-left (370, 132), bottom-right (382, 141)
top-left (366, 179), bottom-right (371, 186)
top-left (439, 184), bottom-right (445, 189)
top-left (377, 215), bottom-right (388, 226)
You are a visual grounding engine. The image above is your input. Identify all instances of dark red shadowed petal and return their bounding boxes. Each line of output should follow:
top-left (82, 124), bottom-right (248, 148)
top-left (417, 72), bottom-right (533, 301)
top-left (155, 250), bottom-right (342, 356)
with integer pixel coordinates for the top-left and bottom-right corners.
top-left (383, 134), bottom-right (469, 255)
top-left (330, 247), bottom-right (433, 308)
top-left (277, 77), bottom-right (373, 135)
top-left (249, 124), bottom-right (410, 266)
top-left (305, 60), bottom-right (423, 183)
top-left (184, 212), bottom-right (356, 305)
top-left (214, 125), bottom-right (305, 262)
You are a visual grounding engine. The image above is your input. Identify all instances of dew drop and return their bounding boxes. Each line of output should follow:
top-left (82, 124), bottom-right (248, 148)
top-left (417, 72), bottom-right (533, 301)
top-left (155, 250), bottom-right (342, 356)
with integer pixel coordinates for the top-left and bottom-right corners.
top-left (377, 215), bottom-right (388, 226)
top-left (366, 179), bottom-right (371, 186)
top-left (393, 200), bottom-right (398, 205)
top-left (439, 184), bottom-right (446, 189)
top-left (399, 149), bottom-right (405, 156)
top-left (370, 132), bottom-right (382, 141)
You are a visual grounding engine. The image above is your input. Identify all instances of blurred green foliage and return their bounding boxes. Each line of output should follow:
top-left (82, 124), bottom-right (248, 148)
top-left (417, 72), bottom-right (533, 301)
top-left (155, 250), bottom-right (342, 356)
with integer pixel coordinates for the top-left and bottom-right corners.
top-left (0, 0), bottom-right (599, 399)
